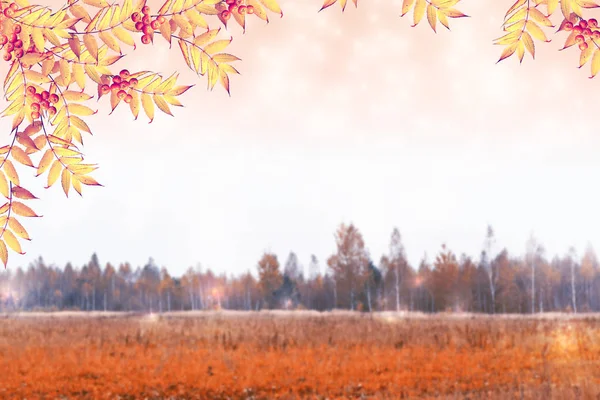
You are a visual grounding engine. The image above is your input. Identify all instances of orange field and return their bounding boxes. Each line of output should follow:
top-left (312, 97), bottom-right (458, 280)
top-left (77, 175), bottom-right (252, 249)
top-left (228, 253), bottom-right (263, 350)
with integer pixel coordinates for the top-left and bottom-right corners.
top-left (0, 311), bottom-right (599, 399)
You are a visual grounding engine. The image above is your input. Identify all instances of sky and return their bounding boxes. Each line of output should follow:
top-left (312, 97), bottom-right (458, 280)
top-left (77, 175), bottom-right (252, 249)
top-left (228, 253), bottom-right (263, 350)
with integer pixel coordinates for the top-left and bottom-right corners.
top-left (2, 0), bottom-right (600, 277)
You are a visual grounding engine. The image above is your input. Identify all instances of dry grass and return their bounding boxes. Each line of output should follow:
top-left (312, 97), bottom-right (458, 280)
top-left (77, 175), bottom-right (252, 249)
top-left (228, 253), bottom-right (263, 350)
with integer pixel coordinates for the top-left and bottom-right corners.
top-left (0, 311), bottom-right (599, 399)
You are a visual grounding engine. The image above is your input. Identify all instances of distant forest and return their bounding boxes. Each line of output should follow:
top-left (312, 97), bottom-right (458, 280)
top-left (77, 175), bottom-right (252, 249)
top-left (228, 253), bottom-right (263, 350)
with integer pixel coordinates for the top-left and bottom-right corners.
top-left (0, 224), bottom-right (598, 314)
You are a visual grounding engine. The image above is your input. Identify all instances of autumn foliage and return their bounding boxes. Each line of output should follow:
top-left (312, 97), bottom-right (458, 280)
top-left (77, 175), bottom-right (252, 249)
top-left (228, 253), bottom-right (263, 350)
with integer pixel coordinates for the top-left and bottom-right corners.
top-left (0, 0), bottom-right (598, 268)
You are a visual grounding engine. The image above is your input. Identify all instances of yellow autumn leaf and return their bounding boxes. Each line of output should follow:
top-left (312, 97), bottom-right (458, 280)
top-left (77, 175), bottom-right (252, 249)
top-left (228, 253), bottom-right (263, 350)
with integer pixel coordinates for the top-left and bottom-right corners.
top-left (3, 229), bottom-right (23, 254)
top-left (47, 160), bottom-right (62, 188)
top-left (0, 240), bottom-right (7, 267)
top-left (8, 217), bottom-right (30, 240)
top-left (413, 0), bottom-right (426, 26)
top-left (3, 160), bottom-right (19, 186)
top-left (0, 172), bottom-right (8, 198)
top-left (11, 147), bottom-right (34, 167)
top-left (61, 167), bottom-right (70, 197)
top-left (141, 92), bottom-right (154, 123)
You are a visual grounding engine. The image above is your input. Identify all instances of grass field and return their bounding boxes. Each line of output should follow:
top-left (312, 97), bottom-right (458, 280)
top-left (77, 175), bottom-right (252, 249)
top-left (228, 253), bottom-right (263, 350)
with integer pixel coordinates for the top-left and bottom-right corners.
top-left (0, 311), bottom-right (599, 399)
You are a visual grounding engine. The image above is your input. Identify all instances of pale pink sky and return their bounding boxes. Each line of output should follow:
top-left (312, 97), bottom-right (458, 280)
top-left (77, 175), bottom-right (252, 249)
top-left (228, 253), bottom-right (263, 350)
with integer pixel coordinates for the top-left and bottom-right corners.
top-left (3, 0), bottom-right (600, 275)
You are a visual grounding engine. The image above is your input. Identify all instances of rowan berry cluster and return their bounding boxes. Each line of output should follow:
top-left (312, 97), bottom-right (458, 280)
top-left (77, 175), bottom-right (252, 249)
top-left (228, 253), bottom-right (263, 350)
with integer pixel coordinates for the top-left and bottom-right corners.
top-left (99, 69), bottom-right (137, 103)
top-left (26, 86), bottom-right (59, 120)
top-left (1, 1), bottom-right (18, 17)
top-left (131, 6), bottom-right (166, 44)
top-left (564, 18), bottom-right (600, 50)
top-left (0, 22), bottom-right (24, 62)
top-left (220, 0), bottom-right (255, 21)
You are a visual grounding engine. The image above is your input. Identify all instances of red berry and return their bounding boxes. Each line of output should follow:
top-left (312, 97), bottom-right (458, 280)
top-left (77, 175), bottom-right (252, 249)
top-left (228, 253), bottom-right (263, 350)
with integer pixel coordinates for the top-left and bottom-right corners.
top-left (574, 26), bottom-right (584, 34)
top-left (5, 43), bottom-right (13, 52)
top-left (110, 82), bottom-right (120, 91)
top-left (0, 35), bottom-right (7, 45)
top-left (14, 48), bottom-right (23, 58)
top-left (157, 15), bottom-right (166, 24)
top-left (142, 24), bottom-right (153, 35)
top-left (576, 34), bottom-right (585, 43)
top-left (142, 14), bottom-right (151, 24)
top-left (580, 20), bottom-right (588, 29)
top-left (26, 86), bottom-right (36, 95)
top-left (100, 84), bottom-right (110, 94)
top-left (40, 100), bottom-right (49, 109)
top-left (33, 93), bottom-right (42, 102)
top-left (221, 10), bottom-right (231, 20)
top-left (9, 3), bottom-right (18, 10)
top-left (129, 78), bottom-right (138, 87)
top-left (119, 69), bottom-right (130, 79)
top-left (226, 0), bottom-right (235, 4)
top-left (579, 42), bottom-right (589, 50)
top-left (247, 5), bottom-right (254, 14)
top-left (131, 12), bottom-right (141, 22)
top-left (13, 24), bottom-right (21, 33)
top-left (589, 18), bottom-right (598, 28)
top-left (112, 75), bottom-right (122, 84)
top-left (2, 53), bottom-right (11, 62)
top-left (31, 103), bottom-right (40, 112)
top-left (142, 5), bottom-right (150, 14)
top-left (3, 8), bottom-right (13, 17)
top-left (228, 4), bottom-right (237, 13)
top-left (135, 21), bottom-right (144, 31)
top-left (31, 111), bottom-right (40, 119)
top-left (150, 20), bottom-right (159, 29)
top-left (141, 34), bottom-right (151, 44)
top-left (48, 106), bottom-right (57, 116)
top-left (125, 94), bottom-right (133, 103)
top-left (41, 90), bottom-right (50, 100)
top-left (14, 39), bottom-right (22, 48)
top-left (238, 5), bottom-right (246, 14)
top-left (117, 90), bottom-right (127, 99)
top-left (49, 93), bottom-right (59, 103)
top-left (9, 33), bottom-right (17, 43)
top-left (564, 22), bottom-right (574, 31)
top-left (593, 31), bottom-right (600, 40)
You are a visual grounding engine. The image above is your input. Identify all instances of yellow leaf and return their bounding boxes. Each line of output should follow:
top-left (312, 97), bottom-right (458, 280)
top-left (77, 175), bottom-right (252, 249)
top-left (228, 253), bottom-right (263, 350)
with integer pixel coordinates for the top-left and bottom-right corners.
top-left (76, 175), bottom-right (102, 186)
top-left (529, 8), bottom-right (553, 27)
top-left (401, 0), bottom-right (416, 16)
top-left (47, 160), bottom-right (62, 187)
top-left (259, 0), bottom-right (282, 14)
top-left (63, 91), bottom-right (93, 102)
top-left (129, 89), bottom-right (140, 119)
top-left (590, 49), bottom-right (600, 77)
top-left (194, 29), bottom-right (220, 47)
top-left (83, 33), bottom-right (99, 60)
top-left (413, 0), bottom-right (426, 26)
top-left (497, 42), bottom-right (518, 62)
top-left (205, 39), bottom-right (231, 55)
top-left (24, 70), bottom-right (50, 84)
top-left (141, 93), bottom-right (154, 122)
top-left (522, 31), bottom-right (535, 58)
top-left (0, 172), bottom-right (8, 198)
top-left (8, 217), bottom-right (30, 240)
top-left (72, 176), bottom-right (82, 196)
top-left (526, 20), bottom-right (549, 41)
top-left (0, 240), bottom-right (7, 267)
top-left (61, 167), bottom-right (70, 197)
top-left (112, 26), bottom-right (135, 46)
top-left (3, 229), bottom-right (23, 254)
top-left (153, 95), bottom-right (173, 116)
top-left (3, 160), bottom-right (19, 186)
top-left (69, 103), bottom-right (97, 116)
top-left (426, 4), bottom-right (437, 32)
top-left (99, 31), bottom-right (121, 53)
top-left (12, 201), bottom-right (40, 217)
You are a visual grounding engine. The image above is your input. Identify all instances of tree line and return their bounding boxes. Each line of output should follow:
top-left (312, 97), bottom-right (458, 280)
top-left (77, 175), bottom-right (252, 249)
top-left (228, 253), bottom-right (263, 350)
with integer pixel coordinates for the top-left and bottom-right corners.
top-left (0, 224), bottom-right (598, 314)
